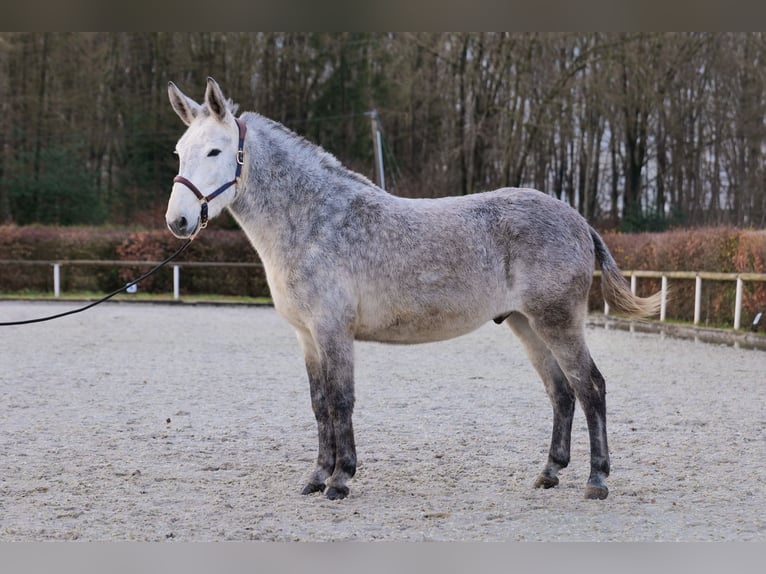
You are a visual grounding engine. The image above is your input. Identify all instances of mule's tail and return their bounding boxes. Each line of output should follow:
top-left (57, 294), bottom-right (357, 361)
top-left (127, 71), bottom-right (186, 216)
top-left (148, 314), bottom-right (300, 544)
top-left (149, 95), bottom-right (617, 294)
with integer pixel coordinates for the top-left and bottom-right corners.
top-left (590, 228), bottom-right (663, 318)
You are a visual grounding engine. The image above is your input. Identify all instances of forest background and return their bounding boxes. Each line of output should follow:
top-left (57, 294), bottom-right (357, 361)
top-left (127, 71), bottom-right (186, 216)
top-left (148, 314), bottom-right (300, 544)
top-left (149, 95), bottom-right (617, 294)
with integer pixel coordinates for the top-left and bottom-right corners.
top-left (0, 33), bottom-right (764, 325)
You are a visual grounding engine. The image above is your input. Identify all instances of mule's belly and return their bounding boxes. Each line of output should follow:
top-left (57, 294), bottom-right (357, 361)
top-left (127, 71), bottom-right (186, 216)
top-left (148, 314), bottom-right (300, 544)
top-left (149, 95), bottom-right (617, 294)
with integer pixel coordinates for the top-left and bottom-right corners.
top-left (352, 246), bottom-right (515, 343)
top-left (353, 292), bottom-right (508, 344)
top-left (354, 311), bottom-right (491, 344)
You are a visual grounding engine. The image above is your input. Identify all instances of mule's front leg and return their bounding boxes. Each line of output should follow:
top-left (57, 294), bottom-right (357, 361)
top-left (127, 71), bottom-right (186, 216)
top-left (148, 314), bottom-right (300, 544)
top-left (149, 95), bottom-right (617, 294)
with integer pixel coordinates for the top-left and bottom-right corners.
top-left (322, 336), bottom-right (357, 500)
top-left (300, 360), bottom-right (335, 496)
top-left (298, 330), bottom-right (357, 500)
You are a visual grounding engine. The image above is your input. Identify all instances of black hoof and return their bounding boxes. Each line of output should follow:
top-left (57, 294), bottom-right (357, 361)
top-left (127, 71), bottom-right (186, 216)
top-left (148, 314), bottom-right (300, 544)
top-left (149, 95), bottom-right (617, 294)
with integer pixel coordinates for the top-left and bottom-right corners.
top-left (534, 474), bottom-right (559, 489)
top-left (301, 482), bottom-right (326, 495)
top-left (325, 486), bottom-right (349, 500)
top-left (584, 484), bottom-right (609, 500)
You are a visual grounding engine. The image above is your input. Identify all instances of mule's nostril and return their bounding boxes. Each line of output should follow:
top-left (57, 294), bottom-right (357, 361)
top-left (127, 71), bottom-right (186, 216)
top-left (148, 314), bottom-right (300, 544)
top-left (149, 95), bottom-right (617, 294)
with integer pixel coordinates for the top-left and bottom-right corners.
top-left (168, 216), bottom-right (192, 238)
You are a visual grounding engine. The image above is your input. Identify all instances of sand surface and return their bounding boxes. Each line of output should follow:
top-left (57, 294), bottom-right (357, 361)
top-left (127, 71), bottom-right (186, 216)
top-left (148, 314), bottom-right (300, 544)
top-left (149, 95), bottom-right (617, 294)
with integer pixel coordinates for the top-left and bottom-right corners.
top-left (0, 301), bottom-right (763, 541)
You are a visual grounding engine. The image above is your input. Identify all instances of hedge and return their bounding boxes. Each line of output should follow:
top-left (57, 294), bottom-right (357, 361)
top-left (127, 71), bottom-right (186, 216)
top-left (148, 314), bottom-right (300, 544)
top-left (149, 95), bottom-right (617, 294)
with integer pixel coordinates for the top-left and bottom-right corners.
top-left (590, 228), bottom-right (766, 327)
top-left (2, 225), bottom-right (765, 327)
top-left (0, 225), bottom-right (267, 298)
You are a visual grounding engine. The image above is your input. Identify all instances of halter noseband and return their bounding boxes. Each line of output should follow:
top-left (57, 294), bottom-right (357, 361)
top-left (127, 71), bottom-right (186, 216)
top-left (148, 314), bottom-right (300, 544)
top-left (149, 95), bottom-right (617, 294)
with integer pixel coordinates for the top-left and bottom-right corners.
top-left (172, 117), bottom-right (247, 231)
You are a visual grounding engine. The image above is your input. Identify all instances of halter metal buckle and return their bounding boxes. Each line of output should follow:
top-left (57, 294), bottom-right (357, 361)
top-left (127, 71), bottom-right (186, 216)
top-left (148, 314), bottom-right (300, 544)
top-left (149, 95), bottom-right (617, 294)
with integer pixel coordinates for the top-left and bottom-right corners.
top-left (200, 201), bottom-right (209, 229)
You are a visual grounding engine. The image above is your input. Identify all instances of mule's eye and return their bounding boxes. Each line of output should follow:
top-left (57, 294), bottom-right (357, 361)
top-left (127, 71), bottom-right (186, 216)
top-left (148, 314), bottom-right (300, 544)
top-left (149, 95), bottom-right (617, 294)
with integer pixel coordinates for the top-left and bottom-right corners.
top-left (207, 149), bottom-right (221, 157)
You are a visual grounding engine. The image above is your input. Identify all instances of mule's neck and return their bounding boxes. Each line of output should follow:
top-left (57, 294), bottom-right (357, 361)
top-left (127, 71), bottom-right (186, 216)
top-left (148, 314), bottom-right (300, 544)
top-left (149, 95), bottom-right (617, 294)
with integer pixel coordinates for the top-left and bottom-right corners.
top-left (229, 112), bottom-right (382, 259)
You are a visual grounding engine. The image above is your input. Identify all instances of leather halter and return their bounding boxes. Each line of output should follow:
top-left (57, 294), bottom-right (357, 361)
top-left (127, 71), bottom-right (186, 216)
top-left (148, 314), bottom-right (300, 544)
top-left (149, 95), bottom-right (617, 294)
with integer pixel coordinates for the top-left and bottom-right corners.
top-left (172, 117), bottom-right (247, 230)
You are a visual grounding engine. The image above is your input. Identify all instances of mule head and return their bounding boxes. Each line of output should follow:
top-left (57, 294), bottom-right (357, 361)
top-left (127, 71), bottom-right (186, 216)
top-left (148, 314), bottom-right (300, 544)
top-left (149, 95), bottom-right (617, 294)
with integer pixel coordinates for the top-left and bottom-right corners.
top-left (166, 77), bottom-right (242, 238)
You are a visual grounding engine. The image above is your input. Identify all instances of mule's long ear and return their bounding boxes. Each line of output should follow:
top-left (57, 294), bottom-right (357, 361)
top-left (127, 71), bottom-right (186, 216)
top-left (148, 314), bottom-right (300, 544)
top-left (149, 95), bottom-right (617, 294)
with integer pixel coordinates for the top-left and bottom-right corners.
top-left (205, 77), bottom-right (230, 122)
top-left (168, 81), bottom-right (201, 126)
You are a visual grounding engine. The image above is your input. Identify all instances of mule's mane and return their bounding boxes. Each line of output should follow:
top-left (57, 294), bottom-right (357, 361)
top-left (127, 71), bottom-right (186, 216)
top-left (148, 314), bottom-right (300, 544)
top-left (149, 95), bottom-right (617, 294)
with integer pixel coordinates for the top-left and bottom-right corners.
top-left (249, 112), bottom-right (379, 191)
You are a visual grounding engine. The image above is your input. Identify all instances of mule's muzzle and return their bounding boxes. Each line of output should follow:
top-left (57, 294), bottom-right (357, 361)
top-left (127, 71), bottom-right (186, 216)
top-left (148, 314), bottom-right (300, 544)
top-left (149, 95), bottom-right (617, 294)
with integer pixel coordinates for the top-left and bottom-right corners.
top-left (167, 214), bottom-right (199, 239)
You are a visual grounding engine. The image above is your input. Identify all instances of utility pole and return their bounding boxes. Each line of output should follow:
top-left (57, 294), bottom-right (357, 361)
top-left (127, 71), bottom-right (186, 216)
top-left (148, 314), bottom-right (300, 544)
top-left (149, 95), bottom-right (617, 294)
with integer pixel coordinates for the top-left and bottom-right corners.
top-left (367, 109), bottom-right (385, 190)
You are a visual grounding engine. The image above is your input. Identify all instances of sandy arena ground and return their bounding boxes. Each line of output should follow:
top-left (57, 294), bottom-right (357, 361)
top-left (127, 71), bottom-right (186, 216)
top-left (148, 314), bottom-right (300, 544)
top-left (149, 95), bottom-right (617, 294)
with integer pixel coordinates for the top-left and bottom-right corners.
top-left (0, 301), bottom-right (764, 541)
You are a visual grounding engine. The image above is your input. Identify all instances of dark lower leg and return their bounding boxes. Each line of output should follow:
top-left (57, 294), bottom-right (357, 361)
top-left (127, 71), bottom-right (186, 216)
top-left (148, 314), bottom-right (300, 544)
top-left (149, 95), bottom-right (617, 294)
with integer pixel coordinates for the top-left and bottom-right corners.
top-left (535, 364), bottom-right (576, 489)
top-left (579, 360), bottom-right (610, 500)
top-left (315, 335), bottom-right (357, 500)
top-left (301, 366), bottom-right (336, 495)
top-left (301, 419), bottom-right (335, 495)
top-left (324, 363), bottom-right (356, 499)
top-left (506, 313), bottom-right (576, 491)
top-left (325, 407), bottom-right (356, 500)
top-left (529, 319), bottom-right (611, 500)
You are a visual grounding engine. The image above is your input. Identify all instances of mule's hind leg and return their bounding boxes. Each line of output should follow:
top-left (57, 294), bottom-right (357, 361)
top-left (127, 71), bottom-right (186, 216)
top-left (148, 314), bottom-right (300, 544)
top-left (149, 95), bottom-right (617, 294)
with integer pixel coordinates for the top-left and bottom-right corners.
top-left (531, 320), bottom-right (611, 500)
top-left (507, 313), bottom-right (576, 491)
top-left (579, 359), bottom-right (610, 500)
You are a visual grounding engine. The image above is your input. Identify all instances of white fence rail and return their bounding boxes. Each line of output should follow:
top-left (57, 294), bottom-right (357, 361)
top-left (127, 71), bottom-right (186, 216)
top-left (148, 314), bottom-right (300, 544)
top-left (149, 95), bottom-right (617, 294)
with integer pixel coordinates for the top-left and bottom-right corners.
top-left (0, 259), bottom-right (264, 301)
top-left (2, 260), bottom-right (766, 330)
top-left (596, 269), bottom-right (766, 330)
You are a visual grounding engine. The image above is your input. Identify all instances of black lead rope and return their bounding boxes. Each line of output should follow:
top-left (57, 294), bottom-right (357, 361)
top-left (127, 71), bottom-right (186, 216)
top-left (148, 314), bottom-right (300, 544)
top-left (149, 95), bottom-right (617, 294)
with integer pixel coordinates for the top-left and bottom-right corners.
top-left (0, 238), bottom-right (193, 326)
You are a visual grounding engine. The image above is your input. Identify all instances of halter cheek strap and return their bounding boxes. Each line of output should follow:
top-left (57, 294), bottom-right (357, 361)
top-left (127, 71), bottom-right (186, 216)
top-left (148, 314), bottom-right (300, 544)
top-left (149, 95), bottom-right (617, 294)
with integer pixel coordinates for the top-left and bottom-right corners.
top-left (173, 117), bottom-right (247, 230)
